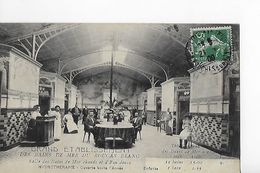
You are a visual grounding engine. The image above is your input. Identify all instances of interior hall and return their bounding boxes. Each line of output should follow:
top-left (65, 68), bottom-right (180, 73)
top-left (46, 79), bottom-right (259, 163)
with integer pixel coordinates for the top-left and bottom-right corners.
top-left (0, 24), bottom-right (240, 160)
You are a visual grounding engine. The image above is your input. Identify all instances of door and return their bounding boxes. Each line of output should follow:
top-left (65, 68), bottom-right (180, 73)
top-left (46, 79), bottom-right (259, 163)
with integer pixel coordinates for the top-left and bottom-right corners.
top-left (64, 94), bottom-right (69, 114)
top-left (156, 97), bottom-right (161, 124)
top-left (39, 96), bottom-right (50, 116)
top-left (177, 101), bottom-right (189, 134)
top-left (176, 90), bottom-right (190, 134)
top-left (229, 78), bottom-right (240, 157)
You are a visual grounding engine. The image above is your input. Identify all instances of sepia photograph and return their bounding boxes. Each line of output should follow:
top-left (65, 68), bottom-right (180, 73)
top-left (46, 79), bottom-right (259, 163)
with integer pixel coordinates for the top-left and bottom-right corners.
top-left (0, 23), bottom-right (240, 172)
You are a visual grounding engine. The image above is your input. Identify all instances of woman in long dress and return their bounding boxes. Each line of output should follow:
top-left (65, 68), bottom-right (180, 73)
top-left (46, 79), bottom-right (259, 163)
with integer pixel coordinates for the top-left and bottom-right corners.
top-left (63, 109), bottom-right (78, 134)
top-left (123, 108), bottom-right (131, 123)
top-left (100, 106), bottom-right (106, 122)
top-left (27, 105), bottom-right (41, 140)
top-left (53, 105), bottom-right (62, 140)
top-left (49, 108), bottom-right (61, 140)
top-left (31, 105), bottom-right (41, 120)
top-left (165, 108), bottom-right (173, 135)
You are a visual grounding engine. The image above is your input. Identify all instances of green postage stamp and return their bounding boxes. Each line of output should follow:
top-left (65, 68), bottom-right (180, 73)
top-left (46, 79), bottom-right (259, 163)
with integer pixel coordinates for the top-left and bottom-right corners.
top-left (190, 26), bottom-right (232, 63)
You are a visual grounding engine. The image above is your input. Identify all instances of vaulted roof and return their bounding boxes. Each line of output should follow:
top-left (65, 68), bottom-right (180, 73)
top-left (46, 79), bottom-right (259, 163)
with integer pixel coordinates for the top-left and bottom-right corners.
top-left (0, 23), bottom-right (239, 86)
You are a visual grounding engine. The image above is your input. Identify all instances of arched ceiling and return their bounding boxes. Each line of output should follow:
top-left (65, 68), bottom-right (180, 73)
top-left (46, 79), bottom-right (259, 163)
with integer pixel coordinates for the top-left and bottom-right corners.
top-left (0, 23), bottom-right (239, 85)
top-left (74, 65), bottom-right (151, 84)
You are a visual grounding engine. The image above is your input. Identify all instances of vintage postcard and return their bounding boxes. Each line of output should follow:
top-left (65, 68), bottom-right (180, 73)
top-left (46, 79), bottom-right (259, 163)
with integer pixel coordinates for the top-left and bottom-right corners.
top-left (0, 23), bottom-right (240, 173)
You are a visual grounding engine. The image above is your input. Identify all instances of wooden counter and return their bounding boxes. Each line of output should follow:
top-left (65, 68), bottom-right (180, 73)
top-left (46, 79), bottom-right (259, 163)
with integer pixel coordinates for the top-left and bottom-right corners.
top-left (36, 116), bottom-right (55, 146)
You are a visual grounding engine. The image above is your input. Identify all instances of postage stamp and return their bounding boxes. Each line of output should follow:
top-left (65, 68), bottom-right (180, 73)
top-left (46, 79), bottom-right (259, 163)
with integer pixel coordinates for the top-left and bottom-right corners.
top-left (190, 26), bottom-right (232, 63)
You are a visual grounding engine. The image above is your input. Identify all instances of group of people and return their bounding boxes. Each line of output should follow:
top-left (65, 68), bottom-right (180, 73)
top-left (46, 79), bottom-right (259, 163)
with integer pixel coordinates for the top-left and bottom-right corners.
top-left (28, 104), bottom-right (192, 149)
top-left (157, 108), bottom-right (193, 149)
top-left (62, 104), bottom-right (99, 135)
top-left (81, 106), bottom-right (144, 143)
top-left (28, 104), bottom-right (62, 141)
top-left (157, 108), bottom-right (176, 135)
top-left (28, 104), bottom-right (84, 142)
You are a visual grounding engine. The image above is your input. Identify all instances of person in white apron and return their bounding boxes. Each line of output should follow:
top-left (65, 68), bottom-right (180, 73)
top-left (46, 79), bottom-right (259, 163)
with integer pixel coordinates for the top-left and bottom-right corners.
top-left (63, 109), bottom-right (78, 134)
top-left (54, 105), bottom-right (62, 140)
top-left (165, 108), bottom-right (173, 135)
top-left (123, 107), bottom-right (131, 123)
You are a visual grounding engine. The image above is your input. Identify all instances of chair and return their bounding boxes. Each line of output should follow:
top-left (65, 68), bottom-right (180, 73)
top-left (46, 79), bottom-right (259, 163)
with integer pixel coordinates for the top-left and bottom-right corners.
top-left (83, 124), bottom-right (94, 143)
top-left (105, 137), bottom-right (123, 149)
top-left (186, 134), bottom-right (192, 148)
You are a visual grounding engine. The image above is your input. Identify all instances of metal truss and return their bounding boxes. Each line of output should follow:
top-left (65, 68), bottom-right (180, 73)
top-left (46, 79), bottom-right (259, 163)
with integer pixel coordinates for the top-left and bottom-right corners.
top-left (61, 61), bottom-right (111, 83)
top-left (126, 49), bottom-right (169, 80)
top-left (59, 49), bottom-right (169, 80)
top-left (62, 61), bottom-right (163, 87)
top-left (115, 62), bottom-right (162, 87)
top-left (5, 24), bottom-right (79, 60)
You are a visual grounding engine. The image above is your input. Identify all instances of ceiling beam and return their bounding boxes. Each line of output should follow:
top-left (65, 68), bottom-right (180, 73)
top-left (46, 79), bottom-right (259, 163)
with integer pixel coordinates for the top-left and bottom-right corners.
top-left (61, 61), bottom-right (164, 87)
top-left (58, 49), bottom-right (169, 79)
top-left (61, 60), bottom-right (163, 80)
top-left (4, 24), bottom-right (79, 43)
top-left (5, 24), bottom-right (80, 60)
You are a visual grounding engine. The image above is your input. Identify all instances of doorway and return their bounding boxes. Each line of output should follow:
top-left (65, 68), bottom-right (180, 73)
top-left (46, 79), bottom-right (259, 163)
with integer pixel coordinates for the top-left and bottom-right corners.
top-left (177, 100), bottom-right (189, 134)
top-left (156, 97), bottom-right (161, 122)
top-left (64, 94), bottom-right (69, 114)
top-left (229, 78), bottom-right (240, 157)
top-left (39, 96), bottom-right (50, 116)
top-left (176, 90), bottom-right (190, 134)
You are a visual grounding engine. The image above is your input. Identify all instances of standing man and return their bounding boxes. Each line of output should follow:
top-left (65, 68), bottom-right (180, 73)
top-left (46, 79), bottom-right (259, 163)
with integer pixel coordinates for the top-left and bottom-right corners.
top-left (131, 112), bottom-right (143, 140)
top-left (82, 105), bottom-right (89, 124)
top-left (71, 104), bottom-right (81, 125)
top-left (93, 106), bottom-right (98, 120)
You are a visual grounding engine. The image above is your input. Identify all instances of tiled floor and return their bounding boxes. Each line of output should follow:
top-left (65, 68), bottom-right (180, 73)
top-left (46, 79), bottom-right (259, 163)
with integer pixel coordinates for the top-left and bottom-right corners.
top-left (0, 124), bottom-right (236, 173)
top-left (0, 124), bottom-right (232, 161)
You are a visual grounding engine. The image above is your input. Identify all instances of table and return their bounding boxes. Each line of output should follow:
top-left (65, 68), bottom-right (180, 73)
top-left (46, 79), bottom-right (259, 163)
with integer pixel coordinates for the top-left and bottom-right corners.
top-left (94, 122), bottom-right (135, 148)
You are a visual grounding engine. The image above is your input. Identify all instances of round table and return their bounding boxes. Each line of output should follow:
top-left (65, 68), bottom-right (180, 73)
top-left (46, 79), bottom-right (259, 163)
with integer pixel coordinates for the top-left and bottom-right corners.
top-left (94, 122), bottom-right (135, 148)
